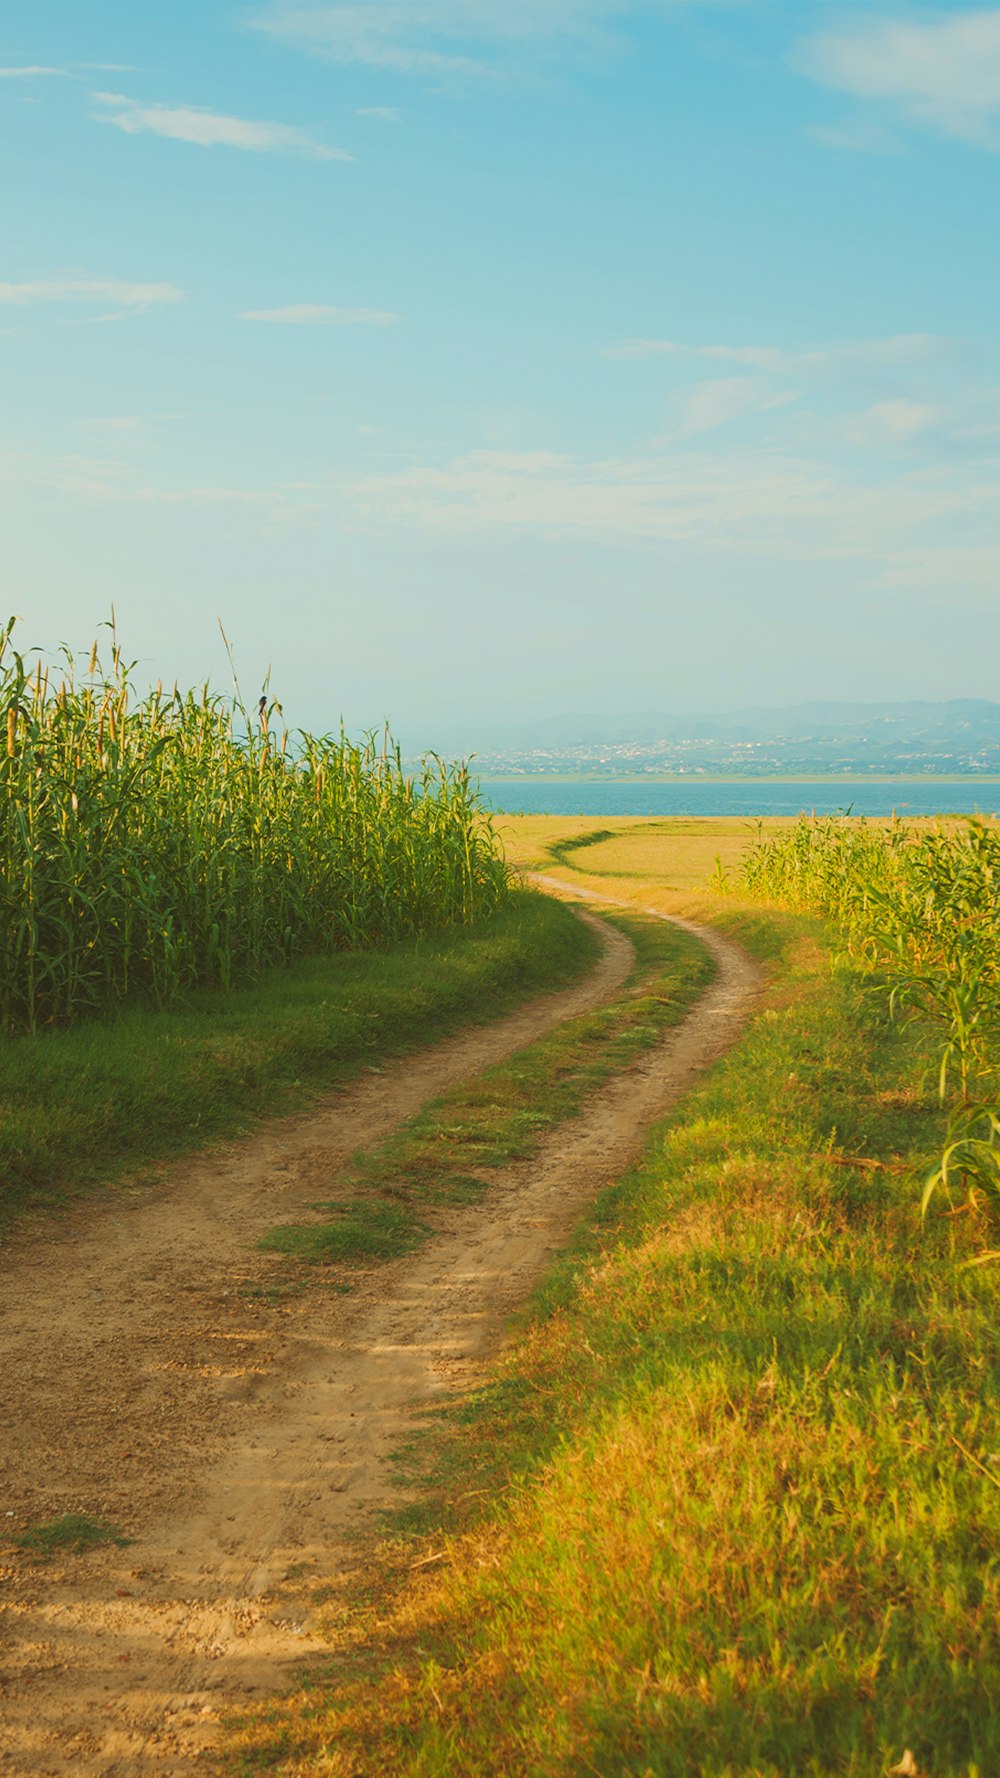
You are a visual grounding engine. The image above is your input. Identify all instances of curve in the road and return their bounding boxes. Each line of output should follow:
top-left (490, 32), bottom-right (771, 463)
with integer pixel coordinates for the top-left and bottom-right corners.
top-left (0, 895), bottom-right (761, 1777)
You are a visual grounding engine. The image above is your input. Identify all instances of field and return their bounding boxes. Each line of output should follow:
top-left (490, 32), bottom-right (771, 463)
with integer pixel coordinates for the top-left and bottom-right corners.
top-left (3, 801), bottom-right (998, 1777)
top-left (497, 810), bottom-right (758, 895)
top-left (221, 815), bottom-right (1000, 1778)
top-left (0, 621), bottom-right (509, 1034)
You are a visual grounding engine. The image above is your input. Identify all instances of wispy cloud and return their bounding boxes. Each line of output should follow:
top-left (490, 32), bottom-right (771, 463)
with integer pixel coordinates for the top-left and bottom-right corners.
top-left (807, 119), bottom-right (902, 156)
top-left (92, 91), bottom-right (351, 159)
top-left (0, 277), bottom-right (183, 314)
top-left (614, 333), bottom-right (983, 458)
top-left (250, 1), bottom-right (704, 79)
top-left (356, 105), bottom-right (401, 120)
top-left (342, 445), bottom-right (996, 562)
top-left (0, 65), bottom-right (67, 79)
top-left (670, 376), bottom-right (800, 438)
top-left (252, 3), bottom-right (491, 78)
top-left (880, 544), bottom-right (1000, 599)
top-left (847, 400), bottom-right (938, 448)
top-left (1, 448), bottom-right (324, 529)
top-left (83, 416), bottom-right (150, 434)
top-left (608, 334), bottom-right (950, 374)
top-left (795, 9), bottom-right (1000, 148)
top-left (9, 434), bottom-right (999, 573)
top-left (791, 381), bottom-right (1000, 459)
top-left (239, 303), bottom-right (398, 325)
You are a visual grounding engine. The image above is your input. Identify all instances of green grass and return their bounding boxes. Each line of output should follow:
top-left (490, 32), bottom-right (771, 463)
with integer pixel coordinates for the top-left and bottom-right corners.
top-left (222, 909), bottom-right (1000, 1778)
top-left (253, 912), bottom-right (714, 1274)
top-left (15, 1513), bottom-right (132, 1556)
top-left (546, 828), bottom-right (618, 870)
top-left (260, 1200), bottom-right (431, 1265)
top-left (0, 891), bottom-right (598, 1233)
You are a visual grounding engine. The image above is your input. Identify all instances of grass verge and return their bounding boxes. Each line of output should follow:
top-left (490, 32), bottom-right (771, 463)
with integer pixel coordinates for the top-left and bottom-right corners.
top-left (257, 911), bottom-right (714, 1269)
top-left (0, 891), bottom-right (597, 1233)
top-left (223, 908), bottom-right (1000, 1778)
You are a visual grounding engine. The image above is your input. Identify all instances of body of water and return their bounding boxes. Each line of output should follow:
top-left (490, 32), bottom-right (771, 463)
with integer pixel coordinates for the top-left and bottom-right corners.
top-left (477, 778), bottom-right (1000, 820)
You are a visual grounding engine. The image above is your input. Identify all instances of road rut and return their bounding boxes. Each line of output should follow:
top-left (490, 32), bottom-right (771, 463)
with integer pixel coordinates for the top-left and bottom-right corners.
top-left (0, 894), bottom-right (760, 1775)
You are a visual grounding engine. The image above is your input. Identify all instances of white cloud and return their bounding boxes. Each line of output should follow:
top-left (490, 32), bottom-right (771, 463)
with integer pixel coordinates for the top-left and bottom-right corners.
top-left (672, 376), bottom-right (800, 438)
top-left (608, 333), bottom-right (950, 374)
top-left (239, 304), bottom-right (398, 324)
top-left (356, 105), bottom-right (401, 120)
top-left (807, 120), bottom-right (902, 155)
top-left (83, 416), bottom-right (149, 434)
top-left (0, 277), bottom-right (183, 314)
top-left (795, 9), bottom-right (1000, 146)
top-left (0, 65), bottom-right (67, 78)
top-left (342, 446), bottom-right (990, 557)
top-left (8, 428), bottom-right (1000, 586)
top-left (251, 1), bottom-right (706, 77)
top-left (849, 400), bottom-right (938, 446)
top-left (610, 334), bottom-right (971, 458)
top-left (880, 544), bottom-right (1000, 598)
top-left (1, 448), bottom-right (281, 506)
top-left (790, 382), bottom-right (1000, 459)
top-left (92, 91), bottom-right (351, 159)
top-left (252, 3), bottom-right (494, 77)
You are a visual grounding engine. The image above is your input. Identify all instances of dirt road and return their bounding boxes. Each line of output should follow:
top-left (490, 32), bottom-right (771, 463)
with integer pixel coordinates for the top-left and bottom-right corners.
top-left (0, 894), bottom-right (759, 1776)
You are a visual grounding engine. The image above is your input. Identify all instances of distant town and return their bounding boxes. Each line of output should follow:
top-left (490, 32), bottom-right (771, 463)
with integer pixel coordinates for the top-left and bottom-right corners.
top-left (459, 736), bottom-right (1000, 777)
top-left (405, 701), bottom-right (1000, 778)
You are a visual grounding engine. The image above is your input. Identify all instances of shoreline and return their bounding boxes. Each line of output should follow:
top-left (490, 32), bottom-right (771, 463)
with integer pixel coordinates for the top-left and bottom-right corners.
top-left (474, 772), bottom-right (1000, 786)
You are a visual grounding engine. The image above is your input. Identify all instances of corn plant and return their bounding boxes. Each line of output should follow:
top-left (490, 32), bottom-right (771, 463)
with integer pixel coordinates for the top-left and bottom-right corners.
top-left (922, 1102), bottom-right (1000, 1228)
top-left (739, 811), bottom-right (1000, 1237)
top-left (0, 620), bottom-right (510, 1033)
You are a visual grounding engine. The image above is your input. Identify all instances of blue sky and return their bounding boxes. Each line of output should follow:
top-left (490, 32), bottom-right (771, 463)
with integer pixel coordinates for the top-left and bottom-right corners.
top-left (3, 1), bottom-right (1000, 735)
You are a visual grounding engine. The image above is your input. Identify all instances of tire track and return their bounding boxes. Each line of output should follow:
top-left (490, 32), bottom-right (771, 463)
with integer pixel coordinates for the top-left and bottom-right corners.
top-left (0, 896), bottom-right (760, 1775)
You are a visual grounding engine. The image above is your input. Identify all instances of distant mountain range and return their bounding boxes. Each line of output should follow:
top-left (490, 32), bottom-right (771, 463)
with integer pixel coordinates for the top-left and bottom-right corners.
top-left (403, 701), bottom-right (1000, 777)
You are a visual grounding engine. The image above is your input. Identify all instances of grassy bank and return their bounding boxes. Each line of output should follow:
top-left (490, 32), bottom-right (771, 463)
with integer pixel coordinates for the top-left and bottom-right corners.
top-left (225, 906), bottom-right (1000, 1778)
top-left (0, 891), bottom-right (597, 1233)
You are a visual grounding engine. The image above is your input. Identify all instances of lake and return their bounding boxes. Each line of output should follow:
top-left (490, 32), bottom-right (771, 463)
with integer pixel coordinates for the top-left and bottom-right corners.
top-left (477, 778), bottom-right (1000, 819)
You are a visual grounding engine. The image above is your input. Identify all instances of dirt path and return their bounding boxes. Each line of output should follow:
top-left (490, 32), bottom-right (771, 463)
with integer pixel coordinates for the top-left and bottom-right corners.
top-left (0, 896), bottom-right (760, 1776)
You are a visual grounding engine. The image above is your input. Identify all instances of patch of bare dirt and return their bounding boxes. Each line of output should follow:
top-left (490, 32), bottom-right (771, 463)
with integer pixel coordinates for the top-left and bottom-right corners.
top-left (0, 897), bottom-right (760, 1775)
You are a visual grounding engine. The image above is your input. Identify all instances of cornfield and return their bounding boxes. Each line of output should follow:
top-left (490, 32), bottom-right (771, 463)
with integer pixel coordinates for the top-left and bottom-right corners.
top-left (0, 621), bottom-right (510, 1034)
top-left (740, 813), bottom-right (1000, 1231)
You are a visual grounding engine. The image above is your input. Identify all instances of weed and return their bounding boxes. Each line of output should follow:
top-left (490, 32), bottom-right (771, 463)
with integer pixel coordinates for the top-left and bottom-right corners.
top-left (15, 1513), bottom-right (132, 1556)
top-left (260, 1201), bottom-right (428, 1264)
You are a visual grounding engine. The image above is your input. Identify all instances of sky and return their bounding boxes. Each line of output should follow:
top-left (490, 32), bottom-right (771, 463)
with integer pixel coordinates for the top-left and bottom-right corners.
top-left (3, 0), bottom-right (1000, 738)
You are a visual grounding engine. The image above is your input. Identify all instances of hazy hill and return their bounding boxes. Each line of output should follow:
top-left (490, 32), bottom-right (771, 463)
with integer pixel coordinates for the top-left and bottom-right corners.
top-left (403, 701), bottom-right (1000, 776)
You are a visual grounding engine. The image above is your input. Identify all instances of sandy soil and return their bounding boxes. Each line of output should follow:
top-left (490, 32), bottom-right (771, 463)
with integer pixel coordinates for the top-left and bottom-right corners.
top-left (0, 892), bottom-right (760, 1776)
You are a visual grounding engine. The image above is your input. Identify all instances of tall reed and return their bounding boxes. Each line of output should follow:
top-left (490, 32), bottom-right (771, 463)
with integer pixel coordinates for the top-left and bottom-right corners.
top-left (0, 621), bottom-right (510, 1033)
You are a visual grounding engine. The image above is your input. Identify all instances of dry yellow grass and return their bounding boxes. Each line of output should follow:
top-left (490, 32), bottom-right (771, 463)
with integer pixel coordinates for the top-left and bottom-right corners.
top-left (498, 812), bottom-right (995, 922)
top-left (497, 813), bottom-right (783, 916)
